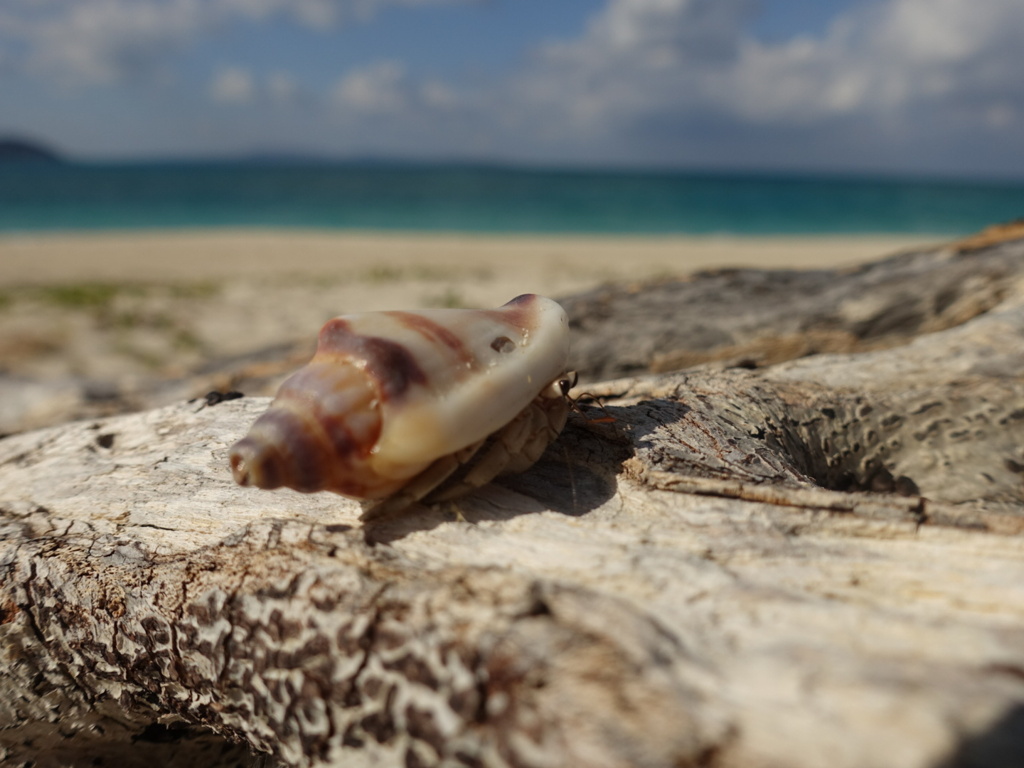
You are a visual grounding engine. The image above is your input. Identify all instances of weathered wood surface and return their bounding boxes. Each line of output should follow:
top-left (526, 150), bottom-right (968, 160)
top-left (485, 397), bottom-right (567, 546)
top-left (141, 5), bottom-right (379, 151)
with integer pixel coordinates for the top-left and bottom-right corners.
top-left (564, 235), bottom-right (1022, 381)
top-left (2, 238), bottom-right (1024, 768)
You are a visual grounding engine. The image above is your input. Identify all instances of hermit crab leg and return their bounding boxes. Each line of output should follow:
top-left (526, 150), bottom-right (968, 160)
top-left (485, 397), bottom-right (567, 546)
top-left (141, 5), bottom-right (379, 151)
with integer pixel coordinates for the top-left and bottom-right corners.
top-left (360, 374), bottom-right (573, 520)
top-left (426, 377), bottom-right (572, 504)
top-left (360, 439), bottom-right (486, 522)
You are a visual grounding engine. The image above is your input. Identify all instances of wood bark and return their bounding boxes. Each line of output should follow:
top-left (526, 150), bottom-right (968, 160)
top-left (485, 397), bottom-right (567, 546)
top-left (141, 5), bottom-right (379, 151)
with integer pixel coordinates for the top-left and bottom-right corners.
top-left (2, 237), bottom-right (1024, 768)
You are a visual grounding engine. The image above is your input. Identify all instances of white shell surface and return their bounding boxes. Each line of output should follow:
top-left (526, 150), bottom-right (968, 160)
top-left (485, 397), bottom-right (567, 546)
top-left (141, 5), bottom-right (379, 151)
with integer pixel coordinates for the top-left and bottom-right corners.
top-left (355, 295), bottom-right (569, 477)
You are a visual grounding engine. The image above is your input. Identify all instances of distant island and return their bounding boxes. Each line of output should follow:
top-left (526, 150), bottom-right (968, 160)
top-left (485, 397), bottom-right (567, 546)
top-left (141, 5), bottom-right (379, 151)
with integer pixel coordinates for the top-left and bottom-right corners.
top-left (0, 138), bottom-right (63, 163)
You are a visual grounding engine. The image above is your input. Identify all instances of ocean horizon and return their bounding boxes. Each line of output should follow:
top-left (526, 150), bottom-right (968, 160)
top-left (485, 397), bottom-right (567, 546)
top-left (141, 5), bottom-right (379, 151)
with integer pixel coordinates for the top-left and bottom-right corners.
top-left (2, 161), bottom-right (1023, 236)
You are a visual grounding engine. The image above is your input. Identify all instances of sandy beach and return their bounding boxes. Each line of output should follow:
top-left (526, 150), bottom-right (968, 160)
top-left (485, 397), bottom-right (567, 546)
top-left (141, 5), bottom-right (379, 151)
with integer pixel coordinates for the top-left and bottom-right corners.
top-left (0, 228), bottom-right (939, 293)
top-left (0, 229), bottom-right (942, 433)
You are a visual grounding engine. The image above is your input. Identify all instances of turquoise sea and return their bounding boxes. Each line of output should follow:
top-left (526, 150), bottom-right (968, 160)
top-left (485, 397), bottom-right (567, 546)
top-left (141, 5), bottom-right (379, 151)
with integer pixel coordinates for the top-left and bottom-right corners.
top-left (2, 162), bottom-right (1024, 235)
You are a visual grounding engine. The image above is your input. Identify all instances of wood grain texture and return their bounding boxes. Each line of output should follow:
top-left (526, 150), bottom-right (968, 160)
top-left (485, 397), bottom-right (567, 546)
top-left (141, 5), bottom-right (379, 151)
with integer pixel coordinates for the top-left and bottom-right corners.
top-left (563, 239), bottom-right (1022, 381)
top-left (2, 238), bottom-right (1024, 768)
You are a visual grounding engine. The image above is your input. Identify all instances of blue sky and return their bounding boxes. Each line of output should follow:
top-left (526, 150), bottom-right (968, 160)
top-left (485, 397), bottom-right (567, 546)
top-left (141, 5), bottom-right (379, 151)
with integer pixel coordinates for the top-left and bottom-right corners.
top-left (2, 0), bottom-right (1023, 178)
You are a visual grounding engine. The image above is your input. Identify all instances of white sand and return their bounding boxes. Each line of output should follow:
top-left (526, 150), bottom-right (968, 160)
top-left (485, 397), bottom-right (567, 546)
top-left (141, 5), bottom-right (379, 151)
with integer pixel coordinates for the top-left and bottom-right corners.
top-left (0, 229), bottom-right (941, 300)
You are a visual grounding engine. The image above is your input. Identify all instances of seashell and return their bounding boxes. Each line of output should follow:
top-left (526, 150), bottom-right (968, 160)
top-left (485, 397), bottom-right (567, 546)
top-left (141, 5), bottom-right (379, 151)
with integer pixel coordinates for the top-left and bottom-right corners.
top-left (229, 294), bottom-right (572, 518)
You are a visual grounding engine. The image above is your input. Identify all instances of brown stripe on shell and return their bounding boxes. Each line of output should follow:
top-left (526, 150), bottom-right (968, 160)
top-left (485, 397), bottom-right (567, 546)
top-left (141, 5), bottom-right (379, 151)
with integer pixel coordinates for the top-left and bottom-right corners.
top-left (481, 293), bottom-right (543, 333)
top-left (317, 318), bottom-right (428, 401)
top-left (230, 435), bottom-right (283, 489)
top-left (315, 402), bottom-right (380, 462)
top-left (387, 310), bottom-right (476, 368)
top-left (249, 408), bottom-right (331, 493)
top-left (505, 294), bottom-right (536, 306)
top-left (317, 316), bottom-right (352, 343)
top-left (359, 336), bottom-right (429, 401)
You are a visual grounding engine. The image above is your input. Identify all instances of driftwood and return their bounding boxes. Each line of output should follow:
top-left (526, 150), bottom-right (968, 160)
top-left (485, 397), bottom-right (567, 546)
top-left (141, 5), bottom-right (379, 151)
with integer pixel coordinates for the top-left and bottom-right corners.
top-left (563, 234), bottom-right (1021, 381)
top-left (2, 237), bottom-right (1024, 768)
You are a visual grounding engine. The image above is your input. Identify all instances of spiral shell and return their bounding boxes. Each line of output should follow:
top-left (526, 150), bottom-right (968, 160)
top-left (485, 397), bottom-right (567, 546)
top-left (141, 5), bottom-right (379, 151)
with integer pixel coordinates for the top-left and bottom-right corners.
top-left (229, 294), bottom-right (571, 515)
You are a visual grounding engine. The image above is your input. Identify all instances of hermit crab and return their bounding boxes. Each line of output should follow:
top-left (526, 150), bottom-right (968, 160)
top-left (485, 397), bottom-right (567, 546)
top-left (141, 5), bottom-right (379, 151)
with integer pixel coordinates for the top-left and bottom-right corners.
top-left (229, 294), bottom-right (573, 520)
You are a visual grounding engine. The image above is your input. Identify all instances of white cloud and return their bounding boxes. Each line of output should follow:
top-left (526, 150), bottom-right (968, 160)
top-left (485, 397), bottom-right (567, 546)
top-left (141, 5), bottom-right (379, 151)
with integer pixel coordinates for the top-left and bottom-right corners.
top-left (556, 0), bottom-right (756, 65)
top-left (332, 60), bottom-right (409, 114)
top-left (420, 79), bottom-right (457, 109)
top-left (267, 71), bottom-right (300, 104)
top-left (725, 0), bottom-right (1024, 124)
top-left (468, 0), bottom-right (1024, 169)
top-left (291, 0), bottom-right (339, 28)
top-left (985, 103), bottom-right (1015, 130)
top-left (508, 0), bottom-right (757, 140)
top-left (0, 0), bottom-right (471, 84)
top-left (209, 66), bottom-right (255, 103)
top-left (22, 0), bottom-right (208, 83)
top-left (206, 67), bottom-right (309, 106)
